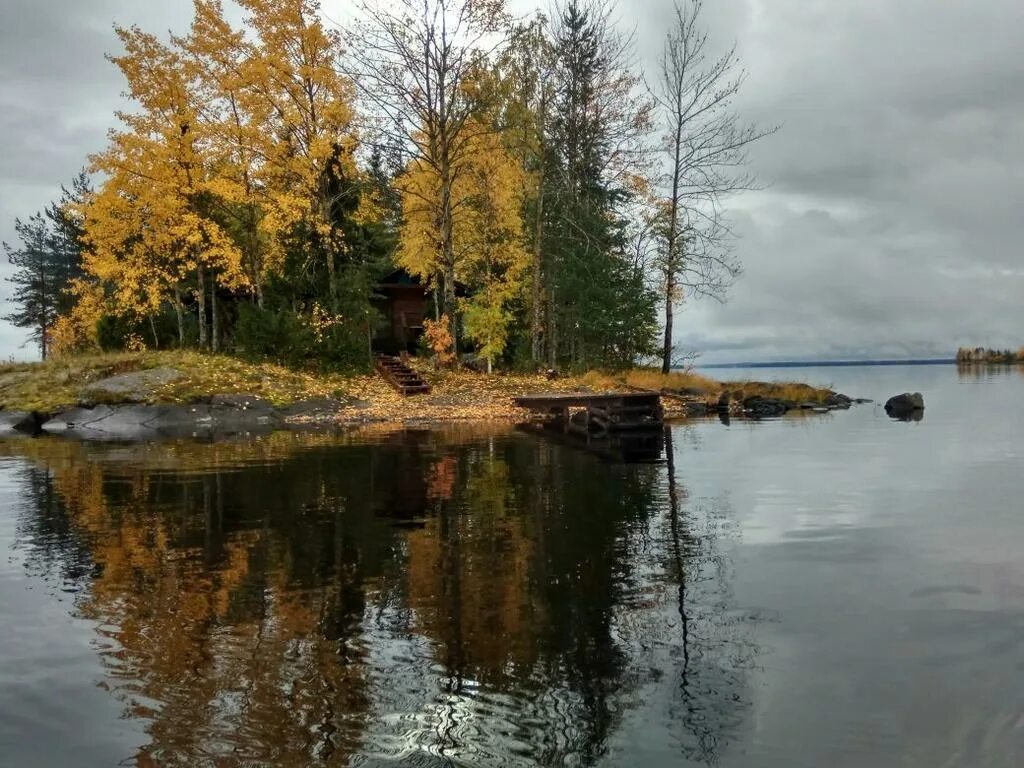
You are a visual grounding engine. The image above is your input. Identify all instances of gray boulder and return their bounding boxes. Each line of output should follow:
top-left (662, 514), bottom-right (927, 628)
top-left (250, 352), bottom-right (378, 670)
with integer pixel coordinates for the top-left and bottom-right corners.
top-left (684, 401), bottom-right (709, 417)
top-left (81, 367), bottom-right (183, 404)
top-left (825, 392), bottom-right (853, 409)
top-left (742, 396), bottom-right (790, 418)
top-left (885, 392), bottom-right (925, 420)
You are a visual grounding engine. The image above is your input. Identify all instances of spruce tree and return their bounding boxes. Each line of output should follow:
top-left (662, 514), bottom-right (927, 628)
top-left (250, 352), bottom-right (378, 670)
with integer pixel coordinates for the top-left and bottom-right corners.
top-left (542, 0), bottom-right (657, 369)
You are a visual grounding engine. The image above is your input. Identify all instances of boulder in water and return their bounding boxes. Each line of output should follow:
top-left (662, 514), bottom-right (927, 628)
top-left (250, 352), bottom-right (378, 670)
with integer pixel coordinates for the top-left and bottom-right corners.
top-left (826, 392), bottom-right (853, 409)
top-left (885, 392), bottom-right (925, 420)
top-left (742, 396), bottom-right (789, 418)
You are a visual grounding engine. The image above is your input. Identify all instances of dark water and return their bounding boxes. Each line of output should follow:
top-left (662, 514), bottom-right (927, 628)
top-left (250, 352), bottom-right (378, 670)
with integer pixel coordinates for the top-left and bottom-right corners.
top-left (1, 365), bottom-right (1022, 767)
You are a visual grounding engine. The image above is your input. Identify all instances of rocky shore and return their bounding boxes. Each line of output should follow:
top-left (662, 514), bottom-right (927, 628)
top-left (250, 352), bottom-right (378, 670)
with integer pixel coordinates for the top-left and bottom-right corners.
top-left (686, 389), bottom-right (871, 419)
top-left (0, 396), bottom-right (349, 441)
top-left (0, 386), bottom-right (870, 441)
top-left (0, 351), bottom-right (871, 441)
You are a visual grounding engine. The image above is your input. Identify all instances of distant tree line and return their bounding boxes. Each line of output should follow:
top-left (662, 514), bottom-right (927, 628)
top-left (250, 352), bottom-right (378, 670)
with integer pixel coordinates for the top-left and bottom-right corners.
top-left (956, 347), bottom-right (1024, 364)
top-left (4, 0), bottom-right (769, 372)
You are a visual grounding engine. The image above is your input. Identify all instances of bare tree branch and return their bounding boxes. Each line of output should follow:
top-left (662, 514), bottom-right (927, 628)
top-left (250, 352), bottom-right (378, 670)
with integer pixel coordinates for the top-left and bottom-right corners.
top-left (653, 0), bottom-right (777, 372)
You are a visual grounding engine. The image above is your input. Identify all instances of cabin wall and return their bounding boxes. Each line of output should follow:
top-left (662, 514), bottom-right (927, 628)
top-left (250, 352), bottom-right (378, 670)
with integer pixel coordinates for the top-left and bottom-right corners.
top-left (373, 286), bottom-right (429, 353)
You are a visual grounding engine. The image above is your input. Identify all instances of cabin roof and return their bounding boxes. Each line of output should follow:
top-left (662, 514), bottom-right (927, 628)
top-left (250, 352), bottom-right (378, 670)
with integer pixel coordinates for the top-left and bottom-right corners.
top-left (379, 268), bottom-right (423, 287)
top-left (377, 267), bottom-right (469, 296)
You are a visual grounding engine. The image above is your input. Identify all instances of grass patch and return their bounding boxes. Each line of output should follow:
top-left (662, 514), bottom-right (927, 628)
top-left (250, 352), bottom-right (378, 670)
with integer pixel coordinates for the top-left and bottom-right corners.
top-left (726, 380), bottom-right (834, 404)
top-left (580, 367), bottom-right (721, 394)
top-left (0, 351), bottom-right (364, 412)
top-left (579, 367), bottom-right (834, 404)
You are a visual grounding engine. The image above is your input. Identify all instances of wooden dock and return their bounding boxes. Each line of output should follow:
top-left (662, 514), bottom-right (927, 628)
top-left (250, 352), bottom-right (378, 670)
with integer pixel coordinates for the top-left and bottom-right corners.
top-left (513, 391), bottom-right (663, 435)
top-left (375, 355), bottom-right (431, 396)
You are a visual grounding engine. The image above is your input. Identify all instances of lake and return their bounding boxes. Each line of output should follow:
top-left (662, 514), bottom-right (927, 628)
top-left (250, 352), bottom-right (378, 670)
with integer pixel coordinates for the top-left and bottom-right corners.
top-left (1, 364), bottom-right (1022, 767)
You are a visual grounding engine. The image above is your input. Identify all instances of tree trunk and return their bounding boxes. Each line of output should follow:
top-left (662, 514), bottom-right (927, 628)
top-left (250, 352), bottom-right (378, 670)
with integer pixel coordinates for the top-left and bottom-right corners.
top-left (211, 274), bottom-right (220, 354)
top-left (440, 190), bottom-right (458, 350)
top-left (38, 252), bottom-right (48, 361)
top-left (322, 192), bottom-right (339, 314)
top-left (662, 120), bottom-right (684, 375)
top-left (568, 318), bottom-right (576, 369)
top-left (547, 289), bottom-right (557, 369)
top-left (662, 281), bottom-right (675, 374)
top-left (174, 287), bottom-right (185, 348)
top-left (150, 315), bottom-right (160, 350)
top-left (197, 265), bottom-right (208, 349)
top-left (531, 168), bottom-right (546, 365)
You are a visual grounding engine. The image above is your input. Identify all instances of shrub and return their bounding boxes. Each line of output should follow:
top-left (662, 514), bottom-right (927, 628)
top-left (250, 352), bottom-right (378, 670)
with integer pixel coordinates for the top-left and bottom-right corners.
top-left (423, 315), bottom-right (457, 367)
top-left (96, 314), bottom-right (132, 352)
top-left (234, 303), bottom-right (371, 371)
top-left (234, 304), bottom-right (317, 366)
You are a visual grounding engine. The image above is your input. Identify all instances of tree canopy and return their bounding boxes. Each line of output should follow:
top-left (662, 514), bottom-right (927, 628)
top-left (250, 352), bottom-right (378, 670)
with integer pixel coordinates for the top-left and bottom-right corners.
top-left (5, 0), bottom-right (767, 372)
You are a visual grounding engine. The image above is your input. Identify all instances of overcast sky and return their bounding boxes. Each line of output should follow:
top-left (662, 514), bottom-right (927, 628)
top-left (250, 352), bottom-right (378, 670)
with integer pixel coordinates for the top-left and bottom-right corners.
top-left (1, 0), bottom-right (1021, 363)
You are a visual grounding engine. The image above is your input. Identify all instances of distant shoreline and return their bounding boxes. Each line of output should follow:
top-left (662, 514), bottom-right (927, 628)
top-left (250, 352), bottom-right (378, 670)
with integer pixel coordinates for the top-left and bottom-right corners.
top-left (697, 359), bottom-right (955, 370)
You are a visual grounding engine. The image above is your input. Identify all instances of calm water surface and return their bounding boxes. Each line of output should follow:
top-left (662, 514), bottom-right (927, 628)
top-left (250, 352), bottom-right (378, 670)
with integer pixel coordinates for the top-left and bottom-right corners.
top-left (1, 364), bottom-right (1023, 767)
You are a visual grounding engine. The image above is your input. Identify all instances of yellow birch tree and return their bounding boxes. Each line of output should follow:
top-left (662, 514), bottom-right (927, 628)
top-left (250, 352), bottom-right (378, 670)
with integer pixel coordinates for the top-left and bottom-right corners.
top-left (85, 24), bottom-right (246, 349)
top-left (234, 0), bottom-right (359, 312)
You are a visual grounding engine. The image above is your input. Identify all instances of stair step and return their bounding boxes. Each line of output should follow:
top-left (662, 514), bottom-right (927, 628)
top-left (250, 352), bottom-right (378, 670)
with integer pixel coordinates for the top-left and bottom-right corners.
top-left (375, 356), bottom-right (431, 396)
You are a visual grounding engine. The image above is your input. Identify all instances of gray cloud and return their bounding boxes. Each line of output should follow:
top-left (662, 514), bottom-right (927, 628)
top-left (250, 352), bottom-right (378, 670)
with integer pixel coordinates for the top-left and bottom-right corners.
top-left (658, 0), bottom-right (1024, 363)
top-left (0, 0), bottom-right (196, 357)
top-left (1, 0), bottom-right (1021, 362)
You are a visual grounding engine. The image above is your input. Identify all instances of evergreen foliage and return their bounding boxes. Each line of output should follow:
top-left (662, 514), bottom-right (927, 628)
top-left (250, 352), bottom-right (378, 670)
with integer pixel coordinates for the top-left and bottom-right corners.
top-left (3, 173), bottom-right (90, 358)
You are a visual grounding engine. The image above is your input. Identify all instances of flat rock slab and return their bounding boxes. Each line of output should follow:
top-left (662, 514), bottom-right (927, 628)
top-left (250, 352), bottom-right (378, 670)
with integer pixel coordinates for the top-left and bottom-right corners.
top-left (43, 401), bottom-right (283, 440)
top-left (81, 367), bottom-right (184, 403)
top-left (281, 397), bottom-right (352, 420)
top-left (208, 393), bottom-right (275, 411)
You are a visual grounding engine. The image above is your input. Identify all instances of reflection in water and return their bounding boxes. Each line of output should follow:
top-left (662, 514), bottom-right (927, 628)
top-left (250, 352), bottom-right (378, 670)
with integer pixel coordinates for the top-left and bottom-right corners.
top-left (3, 426), bottom-right (758, 767)
top-left (956, 362), bottom-right (1024, 381)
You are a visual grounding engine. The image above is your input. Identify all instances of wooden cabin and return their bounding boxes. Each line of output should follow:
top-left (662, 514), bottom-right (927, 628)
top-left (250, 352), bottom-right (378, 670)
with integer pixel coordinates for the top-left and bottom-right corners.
top-left (373, 268), bottom-right (427, 354)
top-left (372, 268), bottom-right (468, 354)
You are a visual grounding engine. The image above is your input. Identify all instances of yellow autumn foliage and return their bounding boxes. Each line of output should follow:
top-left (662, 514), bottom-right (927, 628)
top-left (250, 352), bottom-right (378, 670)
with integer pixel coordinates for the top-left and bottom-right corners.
top-left (84, 23), bottom-right (247, 319)
top-left (49, 280), bottom-right (108, 356)
top-left (397, 122), bottom-right (529, 365)
top-left (70, 0), bottom-right (363, 334)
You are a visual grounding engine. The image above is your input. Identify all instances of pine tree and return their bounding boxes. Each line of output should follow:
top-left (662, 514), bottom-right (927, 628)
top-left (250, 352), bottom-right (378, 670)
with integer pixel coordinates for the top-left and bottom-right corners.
top-left (4, 214), bottom-right (59, 359)
top-left (43, 171), bottom-right (91, 316)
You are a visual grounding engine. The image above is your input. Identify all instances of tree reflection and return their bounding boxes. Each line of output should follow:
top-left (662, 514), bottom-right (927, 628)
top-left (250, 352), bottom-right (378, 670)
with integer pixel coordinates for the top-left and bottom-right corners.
top-left (3, 424), bottom-right (761, 767)
top-left (661, 426), bottom-right (758, 764)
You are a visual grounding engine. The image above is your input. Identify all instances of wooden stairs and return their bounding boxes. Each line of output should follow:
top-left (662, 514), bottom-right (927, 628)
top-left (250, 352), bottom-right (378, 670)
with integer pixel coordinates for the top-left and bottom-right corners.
top-left (375, 354), bottom-right (431, 396)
